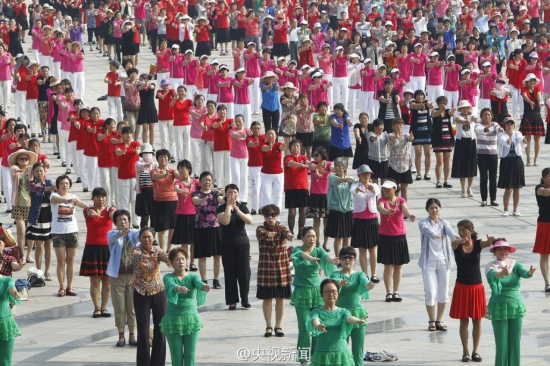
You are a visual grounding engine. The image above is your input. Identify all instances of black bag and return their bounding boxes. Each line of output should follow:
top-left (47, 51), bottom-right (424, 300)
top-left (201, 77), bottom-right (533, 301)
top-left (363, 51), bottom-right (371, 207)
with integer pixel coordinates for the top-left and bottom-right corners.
top-left (27, 273), bottom-right (46, 288)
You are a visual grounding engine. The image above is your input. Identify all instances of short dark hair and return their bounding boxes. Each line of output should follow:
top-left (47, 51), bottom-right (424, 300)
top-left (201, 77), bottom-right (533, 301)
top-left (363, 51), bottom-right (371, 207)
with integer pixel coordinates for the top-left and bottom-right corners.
top-left (168, 247), bottom-right (188, 262)
top-left (55, 174), bottom-right (72, 189)
top-left (261, 204), bottom-right (280, 217)
top-left (156, 149), bottom-right (171, 160)
top-left (177, 159), bottom-right (192, 173)
top-left (313, 146), bottom-right (328, 160)
top-left (425, 198), bottom-right (441, 211)
top-left (113, 209), bottom-right (131, 224)
top-left (92, 187), bottom-right (107, 198)
top-left (121, 126), bottom-right (133, 135)
top-left (320, 278), bottom-right (340, 295)
top-left (139, 226), bottom-right (154, 238)
top-left (224, 183), bottom-right (239, 193)
top-left (339, 246), bottom-right (357, 258)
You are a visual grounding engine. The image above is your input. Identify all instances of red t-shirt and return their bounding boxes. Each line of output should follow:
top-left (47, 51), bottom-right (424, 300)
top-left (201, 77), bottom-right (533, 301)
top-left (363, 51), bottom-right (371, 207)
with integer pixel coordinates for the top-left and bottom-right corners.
top-left (246, 134), bottom-right (265, 167)
top-left (26, 74), bottom-right (41, 100)
top-left (200, 113), bottom-right (216, 141)
top-left (1, 134), bottom-right (17, 168)
top-left (111, 133), bottom-right (122, 168)
top-left (84, 206), bottom-right (116, 245)
top-left (98, 129), bottom-right (116, 168)
top-left (16, 68), bottom-right (29, 92)
top-left (173, 99), bottom-right (192, 126)
top-left (217, 9), bottom-right (229, 28)
top-left (76, 118), bottom-right (88, 150)
top-left (261, 142), bottom-right (283, 174)
top-left (156, 89), bottom-right (176, 121)
top-left (116, 141), bottom-right (141, 179)
top-left (83, 120), bottom-right (102, 157)
top-left (68, 113), bottom-right (80, 142)
top-left (106, 72), bottom-right (121, 97)
top-left (283, 154), bottom-right (309, 190)
top-left (212, 118), bottom-right (233, 151)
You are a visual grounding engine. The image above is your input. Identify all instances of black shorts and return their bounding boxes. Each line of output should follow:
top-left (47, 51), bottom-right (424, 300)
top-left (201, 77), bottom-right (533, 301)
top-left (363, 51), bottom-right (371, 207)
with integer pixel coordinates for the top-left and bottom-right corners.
top-left (296, 132), bottom-right (314, 147)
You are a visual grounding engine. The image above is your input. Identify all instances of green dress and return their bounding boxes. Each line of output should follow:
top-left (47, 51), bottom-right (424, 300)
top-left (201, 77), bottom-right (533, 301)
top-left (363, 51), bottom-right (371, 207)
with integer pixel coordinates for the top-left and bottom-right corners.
top-left (307, 307), bottom-right (355, 366)
top-left (0, 276), bottom-right (20, 366)
top-left (159, 273), bottom-right (207, 336)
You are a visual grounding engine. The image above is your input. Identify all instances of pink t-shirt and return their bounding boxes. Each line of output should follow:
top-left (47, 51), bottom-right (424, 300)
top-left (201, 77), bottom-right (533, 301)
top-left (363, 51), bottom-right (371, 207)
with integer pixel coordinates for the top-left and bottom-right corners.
top-left (464, 51), bottom-right (480, 71)
top-left (52, 41), bottom-right (63, 62)
top-left (70, 52), bottom-right (84, 72)
top-left (407, 53), bottom-right (428, 77)
top-left (443, 64), bottom-right (460, 92)
top-left (184, 59), bottom-right (197, 85)
top-left (244, 50), bottom-right (261, 78)
top-left (361, 68), bottom-right (375, 92)
top-left (435, 0), bottom-right (449, 18)
top-left (217, 75), bottom-right (235, 103)
top-left (459, 80), bottom-right (477, 106)
top-left (170, 55), bottom-right (185, 79)
top-left (479, 74), bottom-right (496, 99)
top-left (397, 56), bottom-right (411, 82)
top-left (333, 55), bottom-right (348, 78)
top-left (543, 67), bottom-right (550, 95)
top-left (0, 55), bottom-right (11, 81)
top-left (175, 179), bottom-right (199, 215)
top-left (354, 207), bottom-right (378, 219)
top-left (190, 106), bottom-right (206, 139)
top-left (311, 33), bottom-right (326, 53)
top-left (207, 72), bottom-right (219, 95)
top-left (156, 49), bottom-right (171, 73)
top-left (260, 58), bottom-right (276, 76)
top-left (229, 128), bottom-right (250, 159)
top-left (309, 161), bottom-right (333, 195)
top-left (318, 55), bottom-right (333, 75)
top-left (427, 63), bottom-right (443, 86)
top-left (58, 96), bottom-right (74, 131)
top-left (234, 78), bottom-right (250, 104)
top-left (377, 196), bottom-right (407, 236)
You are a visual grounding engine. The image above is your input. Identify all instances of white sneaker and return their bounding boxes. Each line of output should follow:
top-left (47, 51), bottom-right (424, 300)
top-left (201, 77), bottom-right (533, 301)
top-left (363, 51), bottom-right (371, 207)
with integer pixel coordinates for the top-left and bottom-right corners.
top-left (502, 211), bottom-right (509, 217)
top-left (513, 211), bottom-right (522, 216)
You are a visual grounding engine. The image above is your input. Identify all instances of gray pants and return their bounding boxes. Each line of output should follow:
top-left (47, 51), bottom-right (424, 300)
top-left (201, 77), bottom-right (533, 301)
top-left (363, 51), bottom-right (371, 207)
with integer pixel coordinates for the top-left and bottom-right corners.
top-left (245, 35), bottom-right (260, 50)
top-left (289, 41), bottom-right (298, 62)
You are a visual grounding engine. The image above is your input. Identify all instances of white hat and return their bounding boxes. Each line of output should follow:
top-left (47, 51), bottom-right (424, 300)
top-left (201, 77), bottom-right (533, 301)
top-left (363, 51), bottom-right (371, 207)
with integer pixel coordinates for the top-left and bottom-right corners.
top-left (377, 64), bottom-right (386, 70)
top-left (384, 41), bottom-right (395, 48)
top-left (287, 59), bottom-right (297, 65)
top-left (314, 23), bottom-right (321, 28)
top-left (171, 44), bottom-right (180, 49)
top-left (523, 19), bottom-right (531, 24)
top-left (210, 58), bottom-right (219, 65)
top-left (340, 27), bottom-right (348, 32)
top-left (524, 73), bottom-right (540, 85)
top-left (430, 51), bottom-right (439, 57)
top-left (447, 54), bottom-right (456, 60)
top-left (457, 100), bottom-right (472, 109)
top-left (519, 5), bottom-right (527, 11)
top-left (235, 67), bottom-right (246, 73)
top-left (300, 20), bottom-right (308, 25)
top-left (349, 53), bottom-right (360, 58)
top-left (261, 71), bottom-right (279, 80)
top-left (414, 43), bottom-right (423, 48)
top-left (371, 3), bottom-right (379, 9)
top-left (530, 52), bottom-right (539, 58)
top-left (403, 89), bottom-right (414, 95)
top-left (510, 28), bottom-right (519, 34)
top-left (184, 49), bottom-right (194, 54)
top-left (482, 61), bottom-right (491, 67)
top-left (301, 64), bottom-right (311, 70)
top-left (281, 81), bottom-right (298, 90)
top-left (461, 69), bottom-right (471, 75)
top-left (335, 46), bottom-right (344, 51)
top-left (277, 56), bottom-right (286, 62)
top-left (381, 180), bottom-right (397, 189)
top-left (265, 15), bottom-right (274, 20)
top-left (321, 10), bottom-right (327, 14)
top-left (322, 43), bottom-right (332, 49)
top-left (385, 21), bottom-right (394, 27)
top-left (140, 143), bottom-right (154, 155)
top-left (312, 72), bottom-right (323, 78)
top-left (247, 41), bottom-right (255, 47)
top-left (363, 58), bottom-right (372, 63)
top-left (390, 68), bottom-right (400, 73)
top-left (181, 15), bottom-right (191, 20)
top-left (200, 55), bottom-right (209, 60)
top-left (219, 65), bottom-right (229, 71)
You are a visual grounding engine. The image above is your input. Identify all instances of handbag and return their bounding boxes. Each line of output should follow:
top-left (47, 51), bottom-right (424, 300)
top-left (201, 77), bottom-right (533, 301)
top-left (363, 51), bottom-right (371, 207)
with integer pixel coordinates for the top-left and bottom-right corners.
top-left (27, 267), bottom-right (46, 288)
top-left (15, 279), bottom-right (30, 301)
top-left (0, 224), bottom-right (17, 247)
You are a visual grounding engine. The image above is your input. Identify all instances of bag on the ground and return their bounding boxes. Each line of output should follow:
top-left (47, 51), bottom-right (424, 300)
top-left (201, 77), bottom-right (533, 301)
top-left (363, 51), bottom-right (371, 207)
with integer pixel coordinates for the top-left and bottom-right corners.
top-left (27, 267), bottom-right (46, 288)
top-left (0, 224), bottom-right (17, 247)
top-left (15, 279), bottom-right (31, 301)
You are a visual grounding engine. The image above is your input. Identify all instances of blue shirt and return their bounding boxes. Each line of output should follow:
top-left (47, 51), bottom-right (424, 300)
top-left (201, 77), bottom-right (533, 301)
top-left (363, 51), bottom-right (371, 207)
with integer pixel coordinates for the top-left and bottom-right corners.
top-left (443, 29), bottom-right (456, 50)
top-left (260, 82), bottom-right (281, 111)
top-left (106, 229), bottom-right (140, 278)
top-left (330, 113), bottom-right (351, 149)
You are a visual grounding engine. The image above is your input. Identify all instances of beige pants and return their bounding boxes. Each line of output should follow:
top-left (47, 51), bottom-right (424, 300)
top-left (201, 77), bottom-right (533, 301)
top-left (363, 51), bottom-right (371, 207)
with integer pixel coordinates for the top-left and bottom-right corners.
top-left (110, 273), bottom-right (136, 328)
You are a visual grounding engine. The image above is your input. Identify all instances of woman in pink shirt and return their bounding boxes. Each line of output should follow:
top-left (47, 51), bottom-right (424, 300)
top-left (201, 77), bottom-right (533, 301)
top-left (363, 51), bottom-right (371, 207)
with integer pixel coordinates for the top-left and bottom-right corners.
top-left (426, 52), bottom-right (444, 106)
top-left (206, 60), bottom-right (219, 103)
top-left (216, 65), bottom-right (235, 118)
top-left (331, 46), bottom-right (349, 107)
top-left (407, 43), bottom-right (429, 93)
top-left (310, 23), bottom-right (326, 68)
top-left (243, 42), bottom-right (261, 114)
top-left (30, 20), bottom-right (43, 63)
top-left (195, 55), bottom-right (210, 98)
top-left (459, 69), bottom-right (478, 116)
top-left (463, 41), bottom-right (481, 72)
top-left (67, 42), bottom-right (85, 99)
top-left (307, 146), bottom-right (333, 251)
top-left (155, 39), bottom-right (171, 84)
top-left (51, 31), bottom-right (64, 78)
top-left (189, 94), bottom-right (206, 171)
top-left (229, 115), bottom-right (250, 203)
top-left (233, 68), bottom-right (254, 128)
top-left (443, 54), bottom-right (461, 108)
top-left (183, 50), bottom-right (198, 98)
top-left (360, 59), bottom-right (376, 122)
top-left (168, 44), bottom-right (184, 90)
top-left (0, 45), bottom-right (12, 110)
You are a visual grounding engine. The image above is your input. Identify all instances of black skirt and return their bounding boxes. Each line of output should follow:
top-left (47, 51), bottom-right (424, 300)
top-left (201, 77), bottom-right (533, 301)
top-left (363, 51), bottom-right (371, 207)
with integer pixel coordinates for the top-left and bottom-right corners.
top-left (498, 156), bottom-right (525, 189)
top-left (26, 203), bottom-right (52, 241)
top-left (367, 159), bottom-right (389, 179)
top-left (377, 234), bottom-right (410, 265)
top-left (194, 227), bottom-right (222, 258)
top-left (519, 113), bottom-right (546, 136)
top-left (312, 141), bottom-right (331, 154)
top-left (451, 138), bottom-right (477, 178)
top-left (230, 28), bottom-right (240, 41)
top-left (135, 187), bottom-right (154, 216)
top-left (350, 217), bottom-right (379, 249)
top-left (296, 132), bottom-right (314, 147)
top-left (285, 189), bottom-right (309, 208)
top-left (195, 41), bottom-right (211, 57)
top-left (325, 210), bottom-right (353, 238)
top-left (272, 42), bottom-right (290, 58)
top-left (256, 285), bottom-right (291, 299)
top-left (79, 245), bottom-right (110, 277)
top-left (546, 123), bottom-right (550, 144)
top-left (217, 27), bottom-right (230, 43)
top-left (352, 145), bottom-right (369, 169)
top-left (386, 168), bottom-right (413, 184)
top-left (137, 106), bottom-right (158, 125)
top-left (329, 146), bottom-right (353, 161)
top-left (171, 214), bottom-right (195, 244)
top-left (153, 200), bottom-right (177, 232)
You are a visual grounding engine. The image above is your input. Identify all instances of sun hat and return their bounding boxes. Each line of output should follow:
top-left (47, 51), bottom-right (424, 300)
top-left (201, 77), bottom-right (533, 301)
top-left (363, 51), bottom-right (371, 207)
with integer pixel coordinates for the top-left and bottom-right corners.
top-left (301, 64), bottom-right (311, 70)
top-left (219, 65), bottom-right (229, 71)
top-left (49, 77), bottom-right (61, 86)
top-left (340, 27), bottom-right (348, 32)
top-left (447, 54), bottom-right (456, 60)
top-left (460, 69), bottom-right (471, 75)
top-left (300, 20), bottom-right (308, 25)
top-left (430, 51), bottom-right (439, 57)
top-left (457, 100), bottom-right (472, 109)
top-left (184, 49), bottom-right (194, 54)
top-left (261, 71), bottom-right (278, 80)
top-left (311, 72), bottom-right (323, 78)
top-left (321, 43), bottom-right (332, 49)
top-left (519, 5), bottom-right (527, 11)
top-left (200, 55), bottom-right (209, 60)
top-left (160, 79), bottom-right (170, 86)
top-left (403, 89), bottom-right (414, 96)
top-left (281, 82), bottom-right (298, 90)
top-left (357, 164), bottom-right (373, 175)
top-left (139, 143), bottom-right (154, 156)
top-left (363, 58), bottom-right (372, 64)
top-left (489, 239), bottom-right (516, 253)
top-left (246, 41), bottom-right (255, 47)
top-left (235, 67), bottom-right (246, 74)
top-left (530, 52), bottom-right (539, 58)
top-left (377, 64), bottom-right (386, 70)
top-left (381, 180), bottom-right (397, 189)
top-left (287, 59), bottom-right (297, 66)
top-left (496, 78), bottom-right (506, 84)
top-left (335, 45), bottom-right (344, 51)
top-left (171, 44), bottom-right (180, 49)
top-left (210, 58), bottom-right (219, 65)
top-left (349, 53), bottom-right (360, 58)
top-left (385, 21), bottom-right (394, 27)
top-left (385, 40), bottom-right (395, 48)
top-left (523, 73), bottom-right (540, 85)
top-left (8, 150), bottom-right (37, 166)
top-left (277, 56), bottom-right (286, 62)
top-left (414, 43), bottom-right (423, 48)
top-left (71, 41), bottom-right (83, 52)
top-left (390, 68), bottom-right (400, 73)
top-left (503, 116), bottom-right (515, 125)
top-left (314, 23), bottom-right (321, 28)
top-left (482, 61), bottom-right (491, 67)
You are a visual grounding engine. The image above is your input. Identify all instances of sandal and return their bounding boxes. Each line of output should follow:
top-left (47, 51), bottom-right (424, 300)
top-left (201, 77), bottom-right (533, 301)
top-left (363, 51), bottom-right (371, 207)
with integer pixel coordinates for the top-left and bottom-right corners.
top-left (45, 273), bottom-right (52, 281)
top-left (471, 353), bottom-right (482, 362)
top-left (57, 289), bottom-right (65, 297)
top-left (534, 159), bottom-right (539, 166)
top-left (93, 310), bottom-right (102, 318)
top-left (129, 338), bottom-right (138, 346)
top-left (545, 284), bottom-right (550, 292)
top-left (392, 292), bottom-right (403, 302)
top-left (435, 321), bottom-right (447, 331)
top-left (428, 321), bottom-right (436, 331)
top-left (424, 174), bottom-right (431, 181)
top-left (116, 339), bottom-right (126, 347)
top-left (416, 174), bottom-right (422, 181)
top-left (274, 327), bottom-right (285, 337)
top-left (189, 264), bottom-right (198, 271)
top-left (370, 276), bottom-right (380, 284)
top-left (66, 288), bottom-right (77, 296)
top-left (385, 293), bottom-right (393, 302)
top-left (264, 327), bottom-right (273, 337)
top-left (322, 244), bottom-right (331, 252)
top-left (462, 353), bottom-right (471, 362)
top-left (100, 309), bottom-right (111, 317)
top-left (213, 279), bottom-right (222, 289)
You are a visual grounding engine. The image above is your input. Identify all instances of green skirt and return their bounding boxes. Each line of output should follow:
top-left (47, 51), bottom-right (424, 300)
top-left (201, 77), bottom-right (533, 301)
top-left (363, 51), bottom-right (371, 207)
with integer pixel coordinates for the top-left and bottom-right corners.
top-left (348, 307), bottom-right (368, 329)
top-left (486, 301), bottom-right (526, 321)
top-left (290, 286), bottom-right (324, 309)
top-left (159, 314), bottom-right (202, 336)
top-left (311, 349), bottom-right (354, 366)
top-left (0, 316), bottom-right (20, 341)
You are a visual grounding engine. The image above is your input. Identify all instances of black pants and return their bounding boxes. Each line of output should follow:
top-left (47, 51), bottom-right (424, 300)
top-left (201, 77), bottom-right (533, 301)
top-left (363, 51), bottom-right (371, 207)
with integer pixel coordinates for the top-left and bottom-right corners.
top-left (477, 154), bottom-right (498, 202)
top-left (133, 290), bottom-right (167, 366)
top-left (149, 29), bottom-right (158, 54)
top-left (221, 244), bottom-right (250, 305)
top-left (114, 38), bottom-right (122, 62)
top-left (262, 108), bottom-right (280, 133)
top-left (87, 28), bottom-right (96, 45)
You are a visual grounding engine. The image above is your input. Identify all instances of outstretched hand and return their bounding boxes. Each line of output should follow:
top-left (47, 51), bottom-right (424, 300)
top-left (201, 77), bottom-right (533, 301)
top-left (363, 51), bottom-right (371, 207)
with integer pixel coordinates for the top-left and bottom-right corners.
top-left (529, 265), bottom-right (537, 277)
top-left (315, 323), bottom-right (327, 333)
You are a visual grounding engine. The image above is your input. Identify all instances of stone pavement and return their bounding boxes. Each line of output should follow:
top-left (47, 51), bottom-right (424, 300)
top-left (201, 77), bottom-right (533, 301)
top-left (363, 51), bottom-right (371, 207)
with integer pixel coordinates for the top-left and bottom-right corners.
top-left (6, 36), bottom-right (550, 365)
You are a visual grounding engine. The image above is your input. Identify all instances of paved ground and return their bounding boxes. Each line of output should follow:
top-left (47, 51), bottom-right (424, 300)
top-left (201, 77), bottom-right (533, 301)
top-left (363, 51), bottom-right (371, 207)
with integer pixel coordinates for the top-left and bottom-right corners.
top-left (6, 33), bottom-right (550, 365)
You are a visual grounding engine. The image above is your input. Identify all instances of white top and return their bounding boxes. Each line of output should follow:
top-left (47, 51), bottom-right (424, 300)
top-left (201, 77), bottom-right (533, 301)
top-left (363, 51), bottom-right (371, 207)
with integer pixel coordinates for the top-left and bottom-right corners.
top-left (50, 193), bottom-right (79, 234)
top-left (157, 16), bottom-right (167, 35)
top-left (119, 70), bottom-right (128, 97)
top-left (455, 113), bottom-right (476, 140)
top-left (289, 28), bottom-right (299, 42)
top-left (497, 131), bottom-right (525, 158)
top-left (349, 182), bottom-right (380, 214)
top-left (413, 17), bottom-right (428, 35)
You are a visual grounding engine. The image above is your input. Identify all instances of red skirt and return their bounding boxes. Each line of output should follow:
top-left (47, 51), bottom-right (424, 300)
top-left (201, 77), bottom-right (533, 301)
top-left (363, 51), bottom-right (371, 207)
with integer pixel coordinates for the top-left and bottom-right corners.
top-left (533, 221), bottom-right (550, 255)
top-left (449, 282), bottom-right (486, 320)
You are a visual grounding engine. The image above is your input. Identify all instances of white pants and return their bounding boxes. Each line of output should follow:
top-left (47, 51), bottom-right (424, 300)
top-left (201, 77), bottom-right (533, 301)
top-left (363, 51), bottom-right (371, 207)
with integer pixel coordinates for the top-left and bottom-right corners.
top-left (479, 98), bottom-right (490, 111)
top-left (69, 141), bottom-right (81, 179)
top-left (70, 71), bottom-right (85, 99)
top-left (117, 178), bottom-right (139, 226)
top-left (422, 260), bottom-right (450, 306)
top-left (110, 167), bottom-right (118, 204)
top-left (61, 70), bottom-right (68, 81)
top-left (0, 80), bottom-right (11, 109)
top-left (510, 85), bottom-right (524, 116)
top-left (108, 96), bottom-right (124, 122)
top-left (33, 50), bottom-right (40, 63)
top-left (157, 72), bottom-right (169, 84)
top-left (85, 155), bottom-right (98, 190)
top-left (230, 157), bottom-right (248, 202)
top-left (77, 149), bottom-right (88, 189)
top-left (443, 90), bottom-right (459, 108)
top-left (52, 61), bottom-right (61, 78)
top-left (196, 88), bottom-right (207, 98)
top-left (200, 140), bottom-right (214, 173)
top-left (409, 76), bottom-right (426, 93)
top-left (313, 53), bottom-right (320, 68)
top-left (39, 55), bottom-right (52, 71)
top-left (158, 120), bottom-right (175, 153)
top-left (249, 166), bottom-right (261, 211)
top-left (427, 85), bottom-right (444, 105)
top-left (2, 165), bottom-right (12, 210)
top-left (249, 77), bottom-right (261, 113)
top-left (348, 88), bottom-right (360, 123)
top-left (15, 90), bottom-right (26, 124)
top-left (234, 103), bottom-right (251, 128)
top-left (207, 93), bottom-right (218, 104)
top-left (373, 100), bottom-right (380, 120)
top-left (99, 166), bottom-right (117, 205)
top-left (170, 78), bottom-right (183, 91)
top-left (191, 137), bottom-right (201, 170)
top-left (174, 125), bottom-right (191, 163)
top-left (326, 74), bottom-right (333, 107)
top-left (221, 102), bottom-right (235, 119)
top-left (183, 84), bottom-right (197, 99)
top-left (26, 99), bottom-right (39, 134)
top-left (260, 172), bottom-right (283, 208)
top-left (58, 122), bottom-right (71, 167)
top-left (213, 150), bottom-right (231, 188)
top-left (332, 76), bottom-right (348, 107)
top-left (360, 91), bottom-right (375, 121)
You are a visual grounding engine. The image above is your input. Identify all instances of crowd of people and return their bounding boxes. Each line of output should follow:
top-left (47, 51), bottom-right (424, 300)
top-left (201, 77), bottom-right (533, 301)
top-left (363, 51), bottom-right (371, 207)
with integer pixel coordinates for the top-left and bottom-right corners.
top-left (0, 0), bottom-right (550, 365)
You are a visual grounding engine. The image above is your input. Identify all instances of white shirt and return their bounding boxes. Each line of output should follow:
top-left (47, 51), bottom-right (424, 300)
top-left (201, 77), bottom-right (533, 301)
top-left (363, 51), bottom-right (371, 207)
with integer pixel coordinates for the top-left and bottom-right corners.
top-left (289, 28), bottom-right (299, 42)
top-left (455, 113), bottom-right (476, 140)
top-left (158, 16), bottom-right (166, 35)
top-left (50, 193), bottom-right (79, 234)
top-left (414, 17), bottom-right (428, 35)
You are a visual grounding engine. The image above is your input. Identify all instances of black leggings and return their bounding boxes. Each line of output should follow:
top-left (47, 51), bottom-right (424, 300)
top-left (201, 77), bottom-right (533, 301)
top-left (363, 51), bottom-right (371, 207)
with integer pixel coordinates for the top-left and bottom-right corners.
top-left (87, 28), bottom-right (96, 44)
top-left (149, 29), bottom-right (158, 54)
top-left (262, 108), bottom-right (280, 133)
top-left (477, 154), bottom-right (498, 202)
top-left (113, 38), bottom-right (122, 62)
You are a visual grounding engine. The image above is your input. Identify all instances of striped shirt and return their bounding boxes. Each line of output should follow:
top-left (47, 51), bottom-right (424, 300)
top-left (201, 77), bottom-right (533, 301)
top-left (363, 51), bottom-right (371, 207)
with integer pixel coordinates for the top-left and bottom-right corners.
top-left (367, 131), bottom-right (389, 162)
top-left (474, 122), bottom-right (499, 155)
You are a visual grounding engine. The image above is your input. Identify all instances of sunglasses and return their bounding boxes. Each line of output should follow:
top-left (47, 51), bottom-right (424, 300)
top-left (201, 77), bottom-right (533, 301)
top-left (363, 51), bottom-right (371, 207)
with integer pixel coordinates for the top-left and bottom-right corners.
top-left (340, 255), bottom-right (356, 260)
top-left (264, 212), bottom-right (277, 218)
top-left (313, 153), bottom-right (320, 157)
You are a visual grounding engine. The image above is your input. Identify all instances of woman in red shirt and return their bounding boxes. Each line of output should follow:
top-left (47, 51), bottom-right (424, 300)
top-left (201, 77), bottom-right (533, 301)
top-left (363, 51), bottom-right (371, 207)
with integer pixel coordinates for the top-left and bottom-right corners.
top-left (211, 104), bottom-right (233, 188)
top-left (272, 16), bottom-right (290, 58)
top-left (216, 1), bottom-right (230, 55)
top-left (97, 118), bottom-right (117, 206)
top-left (284, 140), bottom-right (310, 236)
top-left (170, 85), bottom-right (192, 163)
top-left (507, 50), bottom-right (528, 118)
top-left (194, 16), bottom-right (212, 58)
top-left (79, 188), bottom-right (116, 318)
top-left (200, 100), bottom-right (217, 174)
top-left (84, 107), bottom-right (103, 192)
top-left (246, 121), bottom-right (265, 214)
top-left (260, 129), bottom-right (285, 209)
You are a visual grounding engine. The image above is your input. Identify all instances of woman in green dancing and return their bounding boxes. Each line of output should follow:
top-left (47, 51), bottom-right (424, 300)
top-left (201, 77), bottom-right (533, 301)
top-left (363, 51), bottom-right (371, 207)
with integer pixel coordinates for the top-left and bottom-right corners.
top-left (330, 246), bottom-right (375, 366)
top-left (291, 226), bottom-right (339, 365)
top-left (0, 258), bottom-right (20, 366)
top-left (160, 247), bottom-right (210, 366)
top-left (307, 278), bottom-right (369, 366)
